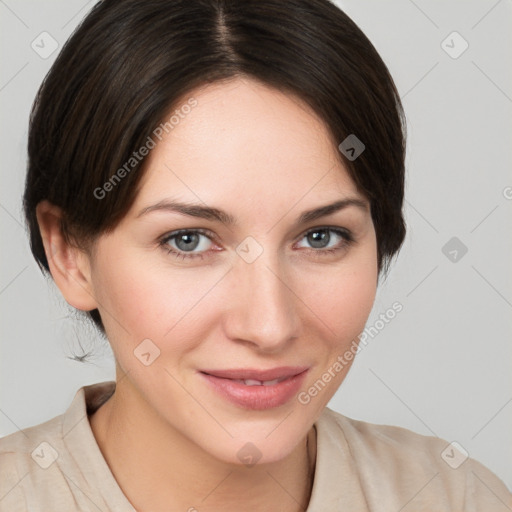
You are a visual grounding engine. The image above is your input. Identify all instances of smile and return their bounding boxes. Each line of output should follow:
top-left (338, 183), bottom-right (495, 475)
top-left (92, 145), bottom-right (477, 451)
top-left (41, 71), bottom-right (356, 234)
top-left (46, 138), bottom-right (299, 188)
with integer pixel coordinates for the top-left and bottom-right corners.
top-left (199, 367), bottom-right (309, 410)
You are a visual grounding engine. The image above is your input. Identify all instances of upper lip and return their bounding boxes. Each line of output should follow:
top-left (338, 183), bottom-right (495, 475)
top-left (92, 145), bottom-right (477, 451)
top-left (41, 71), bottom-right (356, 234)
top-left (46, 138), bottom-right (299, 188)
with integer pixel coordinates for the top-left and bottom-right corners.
top-left (200, 366), bottom-right (309, 381)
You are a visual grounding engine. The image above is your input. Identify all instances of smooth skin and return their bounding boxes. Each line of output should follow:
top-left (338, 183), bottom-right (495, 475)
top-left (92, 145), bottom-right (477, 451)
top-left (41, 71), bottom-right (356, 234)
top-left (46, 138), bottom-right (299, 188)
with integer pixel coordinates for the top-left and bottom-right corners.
top-left (36, 77), bottom-right (378, 512)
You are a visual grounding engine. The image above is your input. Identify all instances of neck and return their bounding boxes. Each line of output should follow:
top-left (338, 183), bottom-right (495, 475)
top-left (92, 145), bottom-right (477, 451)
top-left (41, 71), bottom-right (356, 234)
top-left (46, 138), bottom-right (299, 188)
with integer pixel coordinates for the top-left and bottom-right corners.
top-left (89, 374), bottom-right (317, 512)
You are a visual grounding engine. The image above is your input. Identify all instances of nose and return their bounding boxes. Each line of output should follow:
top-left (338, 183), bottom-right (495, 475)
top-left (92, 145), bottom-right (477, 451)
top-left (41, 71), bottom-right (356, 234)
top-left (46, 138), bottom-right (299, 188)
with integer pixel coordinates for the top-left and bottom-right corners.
top-left (223, 250), bottom-right (301, 353)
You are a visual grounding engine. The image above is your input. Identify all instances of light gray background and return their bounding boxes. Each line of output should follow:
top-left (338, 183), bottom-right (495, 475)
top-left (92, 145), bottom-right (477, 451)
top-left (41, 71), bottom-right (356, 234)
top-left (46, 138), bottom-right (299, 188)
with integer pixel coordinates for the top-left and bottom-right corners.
top-left (1, 0), bottom-right (511, 490)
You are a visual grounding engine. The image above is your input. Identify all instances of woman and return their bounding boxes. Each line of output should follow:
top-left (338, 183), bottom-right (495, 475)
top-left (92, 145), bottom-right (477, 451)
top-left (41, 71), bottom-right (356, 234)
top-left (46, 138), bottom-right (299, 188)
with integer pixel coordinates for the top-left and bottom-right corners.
top-left (1, 0), bottom-right (510, 510)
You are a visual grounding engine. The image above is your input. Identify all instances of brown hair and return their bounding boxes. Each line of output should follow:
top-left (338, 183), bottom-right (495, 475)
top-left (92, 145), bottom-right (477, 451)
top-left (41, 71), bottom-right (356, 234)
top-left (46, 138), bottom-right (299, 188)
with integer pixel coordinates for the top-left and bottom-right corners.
top-left (24, 0), bottom-right (407, 333)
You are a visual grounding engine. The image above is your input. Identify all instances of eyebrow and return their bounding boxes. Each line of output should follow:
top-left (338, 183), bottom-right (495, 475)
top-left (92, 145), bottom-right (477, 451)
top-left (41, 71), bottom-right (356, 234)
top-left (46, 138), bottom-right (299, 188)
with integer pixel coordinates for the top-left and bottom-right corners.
top-left (136, 197), bottom-right (369, 226)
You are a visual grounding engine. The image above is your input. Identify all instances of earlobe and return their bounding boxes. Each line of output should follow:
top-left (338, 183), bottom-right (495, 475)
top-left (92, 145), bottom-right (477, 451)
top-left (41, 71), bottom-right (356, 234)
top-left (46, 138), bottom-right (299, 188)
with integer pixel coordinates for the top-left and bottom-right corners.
top-left (35, 200), bottom-right (98, 311)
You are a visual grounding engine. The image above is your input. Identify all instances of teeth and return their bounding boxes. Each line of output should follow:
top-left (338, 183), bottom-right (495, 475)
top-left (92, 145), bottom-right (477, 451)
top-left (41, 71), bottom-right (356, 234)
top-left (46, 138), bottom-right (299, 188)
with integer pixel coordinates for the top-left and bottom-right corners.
top-left (240, 378), bottom-right (283, 386)
top-left (244, 379), bottom-right (263, 386)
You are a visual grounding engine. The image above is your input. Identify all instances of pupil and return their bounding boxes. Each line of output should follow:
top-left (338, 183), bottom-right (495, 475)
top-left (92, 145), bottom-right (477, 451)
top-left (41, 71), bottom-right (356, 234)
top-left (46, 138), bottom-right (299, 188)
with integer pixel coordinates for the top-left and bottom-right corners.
top-left (176, 233), bottom-right (199, 251)
top-left (308, 230), bottom-right (329, 248)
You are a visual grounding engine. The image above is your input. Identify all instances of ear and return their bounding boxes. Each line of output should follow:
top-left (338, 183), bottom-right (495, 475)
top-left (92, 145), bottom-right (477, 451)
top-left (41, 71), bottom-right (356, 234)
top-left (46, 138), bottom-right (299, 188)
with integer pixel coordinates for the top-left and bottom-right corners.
top-left (35, 200), bottom-right (98, 311)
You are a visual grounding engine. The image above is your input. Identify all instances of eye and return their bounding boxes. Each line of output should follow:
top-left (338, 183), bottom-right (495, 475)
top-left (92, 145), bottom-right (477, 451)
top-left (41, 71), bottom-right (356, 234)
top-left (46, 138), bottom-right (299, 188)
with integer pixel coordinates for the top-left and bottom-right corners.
top-left (159, 226), bottom-right (354, 262)
top-left (295, 227), bottom-right (354, 255)
top-left (159, 229), bottom-right (216, 260)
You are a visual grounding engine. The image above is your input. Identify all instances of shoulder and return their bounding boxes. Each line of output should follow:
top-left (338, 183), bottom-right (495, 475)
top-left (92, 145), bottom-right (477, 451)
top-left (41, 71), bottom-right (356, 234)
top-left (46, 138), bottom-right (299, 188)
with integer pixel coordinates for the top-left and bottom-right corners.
top-left (0, 414), bottom-right (65, 511)
top-left (322, 407), bottom-right (453, 462)
top-left (0, 382), bottom-right (117, 511)
top-left (317, 407), bottom-right (512, 510)
top-left (0, 412), bottom-right (65, 469)
top-left (0, 412), bottom-right (64, 454)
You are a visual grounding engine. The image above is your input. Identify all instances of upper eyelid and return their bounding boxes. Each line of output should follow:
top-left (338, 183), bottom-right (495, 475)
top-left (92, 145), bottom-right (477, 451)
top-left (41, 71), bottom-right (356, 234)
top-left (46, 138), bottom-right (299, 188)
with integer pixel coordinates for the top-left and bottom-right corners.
top-left (160, 227), bottom-right (216, 242)
top-left (296, 226), bottom-right (351, 240)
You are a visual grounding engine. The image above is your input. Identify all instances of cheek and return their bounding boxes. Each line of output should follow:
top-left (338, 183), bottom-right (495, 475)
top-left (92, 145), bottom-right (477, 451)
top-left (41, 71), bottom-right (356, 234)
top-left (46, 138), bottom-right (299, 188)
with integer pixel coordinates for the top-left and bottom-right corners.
top-left (331, 267), bottom-right (376, 336)
top-left (294, 258), bottom-right (377, 412)
top-left (297, 253), bottom-right (377, 347)
top-left (91, 251), bottom-right (227, 349)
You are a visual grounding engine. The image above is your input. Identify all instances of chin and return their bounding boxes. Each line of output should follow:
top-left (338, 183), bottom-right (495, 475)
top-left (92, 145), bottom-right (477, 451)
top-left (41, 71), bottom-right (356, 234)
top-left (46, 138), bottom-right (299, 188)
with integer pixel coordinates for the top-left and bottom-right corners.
top-left (200, 417), bottom-right (310, 468)
top-left (214, 438), bottom-right (300, 468)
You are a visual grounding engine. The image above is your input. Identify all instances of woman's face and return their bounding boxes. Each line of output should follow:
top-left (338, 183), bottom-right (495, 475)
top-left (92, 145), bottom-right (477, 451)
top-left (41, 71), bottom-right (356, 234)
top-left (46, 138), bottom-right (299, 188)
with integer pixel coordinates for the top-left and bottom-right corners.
top-left (85, 77), bottom-right (378, 465)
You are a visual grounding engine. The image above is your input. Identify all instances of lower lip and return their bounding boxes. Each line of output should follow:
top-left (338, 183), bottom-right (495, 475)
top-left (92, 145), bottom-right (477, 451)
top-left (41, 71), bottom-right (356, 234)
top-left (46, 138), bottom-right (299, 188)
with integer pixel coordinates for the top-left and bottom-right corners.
top-left (200, 370), bottom-right (309, 410)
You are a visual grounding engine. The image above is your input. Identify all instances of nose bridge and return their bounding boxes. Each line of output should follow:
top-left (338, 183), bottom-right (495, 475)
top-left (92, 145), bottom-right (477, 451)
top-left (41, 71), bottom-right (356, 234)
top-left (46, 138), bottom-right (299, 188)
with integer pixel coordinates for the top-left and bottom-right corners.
top-left (225, 247), bottom-right (299, 350)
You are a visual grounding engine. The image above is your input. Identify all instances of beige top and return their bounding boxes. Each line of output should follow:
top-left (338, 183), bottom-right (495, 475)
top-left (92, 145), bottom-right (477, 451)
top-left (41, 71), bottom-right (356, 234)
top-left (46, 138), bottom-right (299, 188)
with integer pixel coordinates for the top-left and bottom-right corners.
top-left (1, 381), bottom-right (511, 511)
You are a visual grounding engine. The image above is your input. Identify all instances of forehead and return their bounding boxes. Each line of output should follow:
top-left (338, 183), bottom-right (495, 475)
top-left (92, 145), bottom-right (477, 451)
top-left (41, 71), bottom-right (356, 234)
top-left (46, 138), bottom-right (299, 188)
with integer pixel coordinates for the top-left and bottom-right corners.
top-left (133, 77), bottom-right (361, 212)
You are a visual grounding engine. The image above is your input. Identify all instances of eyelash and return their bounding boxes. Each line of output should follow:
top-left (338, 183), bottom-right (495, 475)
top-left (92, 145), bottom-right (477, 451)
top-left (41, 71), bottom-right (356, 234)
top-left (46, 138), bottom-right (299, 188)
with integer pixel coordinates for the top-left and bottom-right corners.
top-left (159, 227), bottom-right (354, 261)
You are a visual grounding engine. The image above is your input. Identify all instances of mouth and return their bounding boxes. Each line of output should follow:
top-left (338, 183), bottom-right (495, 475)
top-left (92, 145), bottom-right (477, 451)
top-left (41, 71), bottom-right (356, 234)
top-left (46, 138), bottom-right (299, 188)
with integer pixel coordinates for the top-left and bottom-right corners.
top-left (199, 366), bottom-right (309, 410)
